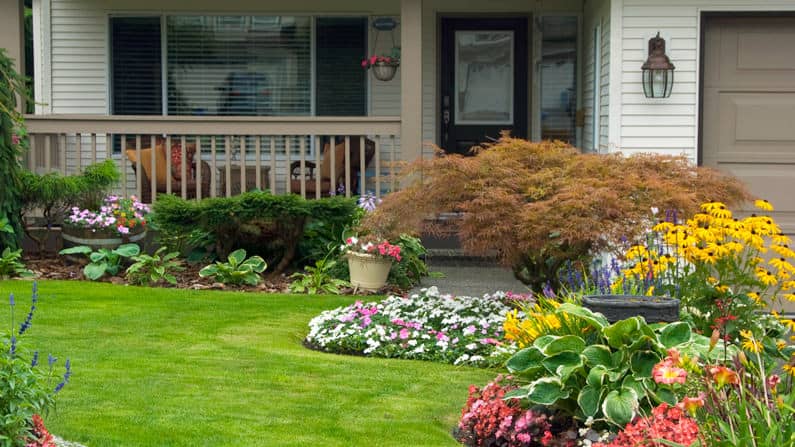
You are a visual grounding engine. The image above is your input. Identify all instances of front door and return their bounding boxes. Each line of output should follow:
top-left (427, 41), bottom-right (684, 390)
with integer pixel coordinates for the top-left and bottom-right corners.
top-left (441, 18), bottom-right (528, 155)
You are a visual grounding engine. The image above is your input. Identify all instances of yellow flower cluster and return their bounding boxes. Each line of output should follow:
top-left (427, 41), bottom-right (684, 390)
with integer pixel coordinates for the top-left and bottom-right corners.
top-left (624, 200), bottom-right (795, 305)
top-left (503, 298), bottom-right (586, 348)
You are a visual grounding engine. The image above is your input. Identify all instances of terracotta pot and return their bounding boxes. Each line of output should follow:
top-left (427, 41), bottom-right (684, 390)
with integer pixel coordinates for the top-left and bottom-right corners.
top-left (372, 62), bottom-right (399, 81)
top-left (582, 295), bottom-right (680, 324)
top-left (62, 226), bottom-right (146, 251)
top-left (347, 251), bottom-right (393, 291)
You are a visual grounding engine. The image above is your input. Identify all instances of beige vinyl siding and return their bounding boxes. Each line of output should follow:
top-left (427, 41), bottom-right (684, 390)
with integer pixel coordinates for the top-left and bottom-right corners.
top-left (583, 0), bottom-right (610, 153)
top-left (369, 17), bottom-right (401, 117)
top-left (617, 0), bottom-right (795, 161)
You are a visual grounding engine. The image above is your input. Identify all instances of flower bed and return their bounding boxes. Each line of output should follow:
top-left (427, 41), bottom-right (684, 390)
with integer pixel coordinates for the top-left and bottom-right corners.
top-left (305, 287), bottom-right (520, 367)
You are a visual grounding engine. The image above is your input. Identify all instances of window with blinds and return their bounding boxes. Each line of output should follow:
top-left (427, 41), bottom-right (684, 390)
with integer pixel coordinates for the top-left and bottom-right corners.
top-left (111, 17), bottom-right (162, 115)
top-left (316, 17), bottom-right (367, 116)
top-left (111, 15), bottom-right (367, 119)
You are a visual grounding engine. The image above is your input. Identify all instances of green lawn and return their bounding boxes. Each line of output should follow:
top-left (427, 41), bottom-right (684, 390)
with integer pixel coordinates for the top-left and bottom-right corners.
top-left (1, 280), bottom-right (494, 447)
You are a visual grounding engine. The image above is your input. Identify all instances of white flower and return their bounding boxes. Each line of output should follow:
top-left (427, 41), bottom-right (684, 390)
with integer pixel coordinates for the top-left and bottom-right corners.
top-left (466, 343), bottom-right (477, 350)
top-left (650, 207), bottom-right (659, 215)
top-left (407, 340), bottom-right (417, 347)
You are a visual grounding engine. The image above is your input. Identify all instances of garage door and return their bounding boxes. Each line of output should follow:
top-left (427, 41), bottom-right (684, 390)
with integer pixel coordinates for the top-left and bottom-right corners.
top-left (702, 16), bottom-right (795, 312)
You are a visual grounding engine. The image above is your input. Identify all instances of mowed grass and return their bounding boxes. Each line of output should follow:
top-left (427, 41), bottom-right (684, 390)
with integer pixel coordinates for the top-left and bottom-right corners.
top-left (0, 280), bottom-right (495, 447)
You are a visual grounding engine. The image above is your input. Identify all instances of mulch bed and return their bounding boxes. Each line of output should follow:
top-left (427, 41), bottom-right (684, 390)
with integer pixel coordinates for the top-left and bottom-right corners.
top-left (23, 253), bottom-right (401, 296)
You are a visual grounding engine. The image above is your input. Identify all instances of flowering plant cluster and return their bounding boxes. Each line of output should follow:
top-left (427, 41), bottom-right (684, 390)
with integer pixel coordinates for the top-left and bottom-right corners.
top-left (341, 235), bottom-right (402, 262)
top-left (26, 415), bottom-right (56, 447)
top-left (305, 287), bottom-right (516, 366)
top-left (361, 55), bottom-right (399, 69)
top-left (593, 403), bottom-right (700, 447)
top-left (457, 376), bottom-right (568, 447)
top-left (2, 283), bottom-right (71, 447)
top-left (650, 343), bottom-right (795, 446)
top-left (66, 195), bottom-right (150, 236)
top-left (611, 200), bottom-right (795, 342)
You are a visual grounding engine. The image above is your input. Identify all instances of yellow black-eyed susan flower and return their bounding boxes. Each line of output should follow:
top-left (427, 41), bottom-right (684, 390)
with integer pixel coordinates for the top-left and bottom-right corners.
top-left (740, 330), bottom-right (763, 353)
top-left (754, 199), bottom-right (774, 211)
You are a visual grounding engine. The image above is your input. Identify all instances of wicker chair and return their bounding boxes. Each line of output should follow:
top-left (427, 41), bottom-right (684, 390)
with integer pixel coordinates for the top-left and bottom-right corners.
top-left (126, 145), bottom-right (212, 203)
top-left (289, 138), bottom-right (375, 197)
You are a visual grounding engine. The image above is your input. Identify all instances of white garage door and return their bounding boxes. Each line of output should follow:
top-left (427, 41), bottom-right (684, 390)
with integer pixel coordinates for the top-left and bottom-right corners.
top-left (702, 16), bottom-right (795, 312)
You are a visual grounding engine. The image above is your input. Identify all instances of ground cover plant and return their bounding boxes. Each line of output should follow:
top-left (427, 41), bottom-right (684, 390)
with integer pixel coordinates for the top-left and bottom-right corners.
top-left (58, 243), bottom-right (140, 281)
top-left (0, 280), bottom-right (494, 446)
top-left (306, 287), bottom-right (519, 366)
top-left (361, 137), bottom-right (749, 290)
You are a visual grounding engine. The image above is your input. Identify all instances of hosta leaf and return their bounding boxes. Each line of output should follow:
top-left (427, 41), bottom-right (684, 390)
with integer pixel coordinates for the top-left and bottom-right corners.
top-left (506, 347), bottom-right (545, 374)
top-left (114, 244), bottom-right (141, 257)
top-left (630, 350), bottom-right (661, 378)
top-left (525, 378), bottom-right (569, 406)
top-left (228, 249), bottom-right (247, 266)
top-left (84, 263), bottom-right (107, 281)
top-left (59, 246), bottom-right (92, 255)
top-left (541, 351), bottom-right (583, 382)
top-left (556, 303), bottom-right (609, 330)
top-left (587, 365), bottom-right (608, 388)
top-left (658, 322), bottom-right (692, 348)
top-left (582, 345), bottom-right (613, 368)
top-left (533, 335), bottom-right (557, 351)
top-left (602, 388), bottom-right (639, 427)
top-left (578, 385), bottom-right (602, 417)
top-left (542, 335), bottom-right (586, 356)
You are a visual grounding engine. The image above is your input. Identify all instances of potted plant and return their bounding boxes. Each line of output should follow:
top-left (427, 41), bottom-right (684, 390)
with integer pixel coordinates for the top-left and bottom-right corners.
top-left (342, 235), bottom-right (401, 291)
top-left (62, 195), bottom-right (149, 251)
top-left (361, 50), bottom-right (400, 82)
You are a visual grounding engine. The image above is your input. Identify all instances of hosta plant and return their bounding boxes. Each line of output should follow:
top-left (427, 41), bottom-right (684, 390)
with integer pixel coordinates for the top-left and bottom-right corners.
top-left (125, 247), bottom-right (184, 286)
top-left (505, 304), bottom-right (733, 428)
top-left (199, 248), bottom-right (267, 286)
top-left (306, 287), bottom-right (516, 366)
top-left (59, 243), bottom-right (140, 281)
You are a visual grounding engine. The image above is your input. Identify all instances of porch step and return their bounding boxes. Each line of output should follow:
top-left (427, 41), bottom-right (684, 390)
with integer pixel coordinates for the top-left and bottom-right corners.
top-left (424, 248), bottom-right (501, 267)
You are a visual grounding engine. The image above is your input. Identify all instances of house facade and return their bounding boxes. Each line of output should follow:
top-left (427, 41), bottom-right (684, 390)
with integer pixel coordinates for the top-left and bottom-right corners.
top-left (2, 0), bottom-right (795, 233)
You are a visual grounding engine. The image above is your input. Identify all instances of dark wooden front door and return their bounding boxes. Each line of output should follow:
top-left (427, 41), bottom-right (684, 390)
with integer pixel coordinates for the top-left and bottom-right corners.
top-left (440, 18), bottom-right (528, 155)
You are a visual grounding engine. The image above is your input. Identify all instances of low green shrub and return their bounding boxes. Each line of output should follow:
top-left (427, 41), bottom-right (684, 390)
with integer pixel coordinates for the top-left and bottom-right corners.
top-left (289, 253), bottom-right (350, 295)
top-left (125, 247), bottom-right (184, 286)
top-left (199, 249), bottom-right (266, 286)
top-left (152, 192), bottom-right (358, 274)
top-left (19, 160), bottom-right (119, 253)
top-left (59, 243), bottom-right (140, 281)
top-left (2, 283), bottom-right (71, 447)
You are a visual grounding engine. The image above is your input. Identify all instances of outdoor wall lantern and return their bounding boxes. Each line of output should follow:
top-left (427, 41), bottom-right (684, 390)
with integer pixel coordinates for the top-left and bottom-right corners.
top-left (641, 32), bottom-right (675, 98)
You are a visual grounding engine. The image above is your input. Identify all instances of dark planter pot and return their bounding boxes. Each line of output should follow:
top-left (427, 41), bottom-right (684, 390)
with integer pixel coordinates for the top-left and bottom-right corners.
top-left (583, 295), bottom-right (680, 324)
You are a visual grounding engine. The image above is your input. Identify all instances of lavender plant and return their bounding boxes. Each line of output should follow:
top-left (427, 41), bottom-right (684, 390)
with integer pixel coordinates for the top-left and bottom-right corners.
top-left (1, 283), bottom-right (71, 447)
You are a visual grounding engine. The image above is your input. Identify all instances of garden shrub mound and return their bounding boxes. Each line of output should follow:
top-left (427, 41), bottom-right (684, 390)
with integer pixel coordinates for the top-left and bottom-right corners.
top-left (362, 137), bottom-right (750, 290)
top-left (305, 287), bottom-right (519, 367)
top-left (153, 192), bottom-right (358, 274)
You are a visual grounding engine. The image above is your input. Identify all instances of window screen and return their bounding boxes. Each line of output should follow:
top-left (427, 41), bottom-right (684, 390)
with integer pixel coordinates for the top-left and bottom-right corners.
top-left (166, 16), bottom-right (312, 116)
top-left (316, 17), bottom-right (367, 116)
top-left (111, 17), bottom-right (162, 115)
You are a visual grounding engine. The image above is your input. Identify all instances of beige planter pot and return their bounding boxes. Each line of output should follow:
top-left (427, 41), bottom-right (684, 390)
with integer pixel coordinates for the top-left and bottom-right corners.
top-left (371, 62), bottom-right (399, 81)
top-left (347, 251), bottom-right (393, 291)
top-left (62, 226), bottom-right (146, 251)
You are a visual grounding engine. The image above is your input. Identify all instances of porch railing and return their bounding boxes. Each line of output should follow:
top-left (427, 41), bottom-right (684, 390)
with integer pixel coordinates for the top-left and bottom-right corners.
top-left (23, 115), bottom-right (402, 202)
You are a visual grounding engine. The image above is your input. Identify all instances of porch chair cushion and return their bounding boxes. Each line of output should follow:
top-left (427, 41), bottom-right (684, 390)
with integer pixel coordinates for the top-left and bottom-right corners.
top-left (318, 141), bottom-right (349, 182)
top-left (125, 145), bottom-right (169, 189)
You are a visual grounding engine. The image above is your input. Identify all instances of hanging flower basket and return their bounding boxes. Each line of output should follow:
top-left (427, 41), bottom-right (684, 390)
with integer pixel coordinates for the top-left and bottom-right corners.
top-left (362, 55), bottom-right (400, 82)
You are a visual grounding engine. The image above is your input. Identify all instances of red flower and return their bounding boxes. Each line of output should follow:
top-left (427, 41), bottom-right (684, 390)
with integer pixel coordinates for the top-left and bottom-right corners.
top-left (593, 403), bottom-right (699, 447)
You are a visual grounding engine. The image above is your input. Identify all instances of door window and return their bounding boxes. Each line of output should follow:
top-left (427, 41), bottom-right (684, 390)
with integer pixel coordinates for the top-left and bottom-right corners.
top-left (454, 31), bottom-right (515, 125)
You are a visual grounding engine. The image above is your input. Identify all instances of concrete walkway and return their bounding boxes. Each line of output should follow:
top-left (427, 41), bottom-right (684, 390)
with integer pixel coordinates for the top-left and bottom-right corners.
top-left (408, 257), bottom-right (530, 297)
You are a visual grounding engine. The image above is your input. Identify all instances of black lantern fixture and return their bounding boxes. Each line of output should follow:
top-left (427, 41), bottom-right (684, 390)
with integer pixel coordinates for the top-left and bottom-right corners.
top-left (641, 32), bottom-right (675, 98)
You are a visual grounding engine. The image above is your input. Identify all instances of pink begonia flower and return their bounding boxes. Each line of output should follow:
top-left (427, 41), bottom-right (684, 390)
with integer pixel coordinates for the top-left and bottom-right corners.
top-left (117, 225), bottom-right (130, 234)
top-left (399, 328), bottom-right (410, 340)
top-left (463, 325), bottom-right (477, 335)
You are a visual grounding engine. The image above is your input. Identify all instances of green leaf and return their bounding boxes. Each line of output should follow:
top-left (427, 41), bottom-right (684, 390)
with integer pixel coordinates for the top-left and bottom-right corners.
top-left (89, 251), bottom-right (106, 263)
top-left (84, 262), bottom-right (107, 280)
top-left (525, 377), bottom-right (569, 406)
top-left (578, 385), bottom-right (602, 417)
top-left (630, 350), bottom-right (661, 378)
top-left (556, 303), bottom-right (609, 330)
top-left (502, 388), bottom-right (529, 400)
top-left (602, 388), bottom-right (639, 427)
top-left (541, 351), bottom-right (583, 381)
top-left (240, 256), bottom-right (267, 273)
top-left (652, 387), bottom-right (678, 406)
top-left (533, 335), bottom-right (557, 351)
top-left (582, 345), bottom-right (614, 368)
top-left (658, 322), bottom-right (692, 348)
top-left (542, 335), bottom-right (586, 356)
top-left (604, 317), bottom-right (642, 349)
top-left (506, 347), bottom-right (545, 374)
top-left (199, 264), bottom-right (218, 278)
top-left (621, 376), bottom-right (646, 401)
top-left (587, 366), bottom-right (608, 388)
top-left (59, 245), bottom-right (92, 255)
top-left (115, 243), bottom-right (141, 257)
top-left (228, 249), bottom-right (247, 266)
